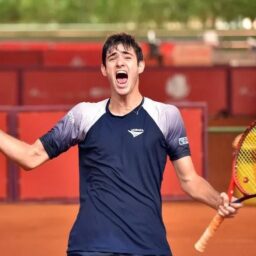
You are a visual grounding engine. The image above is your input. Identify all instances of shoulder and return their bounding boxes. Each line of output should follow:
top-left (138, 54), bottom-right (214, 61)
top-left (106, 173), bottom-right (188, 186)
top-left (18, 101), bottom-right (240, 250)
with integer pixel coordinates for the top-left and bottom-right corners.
top-left (68, 99), bottom-right (108, 120)
top-left (65, 99), bottom-right (108, 133)
top-left (143, 97), bottom-right (181, 122)
top-left (143, 97), bottom-right (184, 138)
top-left (70, 99), bottom-right (108, 113)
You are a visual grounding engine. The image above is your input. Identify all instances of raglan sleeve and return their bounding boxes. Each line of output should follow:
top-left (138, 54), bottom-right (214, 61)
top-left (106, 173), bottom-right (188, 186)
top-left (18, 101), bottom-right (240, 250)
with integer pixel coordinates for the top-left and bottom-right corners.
top-left (39, 103), bottom-right (86, 159)
top-left (165, 106), bottom-right (191, 161)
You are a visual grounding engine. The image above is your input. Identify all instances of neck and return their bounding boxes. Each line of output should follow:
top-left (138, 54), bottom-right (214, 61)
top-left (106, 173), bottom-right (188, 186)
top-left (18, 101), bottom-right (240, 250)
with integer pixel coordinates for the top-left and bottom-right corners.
top-left (109, 93), bottom-right (143, 116)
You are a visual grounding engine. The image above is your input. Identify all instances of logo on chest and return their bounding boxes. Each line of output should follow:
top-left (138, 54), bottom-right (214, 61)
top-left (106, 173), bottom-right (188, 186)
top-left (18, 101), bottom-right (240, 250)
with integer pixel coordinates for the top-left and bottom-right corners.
top-left (128, 128), bottom-right (144, 138)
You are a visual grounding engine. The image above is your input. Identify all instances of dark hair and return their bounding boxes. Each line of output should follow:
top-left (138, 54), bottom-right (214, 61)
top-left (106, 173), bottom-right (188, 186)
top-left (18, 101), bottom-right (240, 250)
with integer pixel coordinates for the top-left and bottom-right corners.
top-left (102, 33), bottom-right (143, 66)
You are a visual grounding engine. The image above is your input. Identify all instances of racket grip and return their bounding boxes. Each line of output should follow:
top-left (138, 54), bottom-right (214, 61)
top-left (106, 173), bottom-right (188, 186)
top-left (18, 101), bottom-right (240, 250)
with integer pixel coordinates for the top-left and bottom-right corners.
top-left (194, 214), bottom-right (224, 253)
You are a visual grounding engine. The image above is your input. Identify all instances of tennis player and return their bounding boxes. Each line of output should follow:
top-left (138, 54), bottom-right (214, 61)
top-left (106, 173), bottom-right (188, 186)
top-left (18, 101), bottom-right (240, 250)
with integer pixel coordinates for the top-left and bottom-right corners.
top-left (0, 33), bottom-right (242, 256)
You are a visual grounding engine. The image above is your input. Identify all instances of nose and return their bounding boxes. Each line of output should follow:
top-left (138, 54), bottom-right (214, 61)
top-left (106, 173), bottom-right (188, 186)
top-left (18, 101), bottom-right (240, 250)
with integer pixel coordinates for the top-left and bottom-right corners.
top-left (116, 56), bottom-right (125, 67)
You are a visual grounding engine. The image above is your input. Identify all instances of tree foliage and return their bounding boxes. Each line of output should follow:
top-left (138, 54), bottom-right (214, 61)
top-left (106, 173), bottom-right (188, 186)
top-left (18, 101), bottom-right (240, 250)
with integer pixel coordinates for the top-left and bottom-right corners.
top-left (0, 0), bottom-right (255, 28)
top-left (0, 0), bottom-right (20, 22)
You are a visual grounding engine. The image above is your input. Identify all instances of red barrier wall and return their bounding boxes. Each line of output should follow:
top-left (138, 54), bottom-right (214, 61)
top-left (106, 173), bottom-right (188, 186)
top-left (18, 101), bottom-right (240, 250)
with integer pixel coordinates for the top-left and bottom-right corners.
top-left (140, 67), bottom-right (227, 116)
top-left (0, 112), bottom-right (8, 199)
top-left (0, 71), bottom-right (18, 105)
top-left (231, 68), bottom-right (256, 115)
top-left (16, 105), bottom-right (205, 201)
top-left (0, 50), bottom-right (42, 67)
top-left (43, 43), bottom-right (102, 67)
top-left (0, 41), bottom-right (49, 50)
top-left (18, 111), bottom-right (79, 200)
top-left (22, 70), bottom-right (110, 105)
top-left (22, 67), bottom-right (226, 117)
top-left (171, 43), bottom-right (212, 66)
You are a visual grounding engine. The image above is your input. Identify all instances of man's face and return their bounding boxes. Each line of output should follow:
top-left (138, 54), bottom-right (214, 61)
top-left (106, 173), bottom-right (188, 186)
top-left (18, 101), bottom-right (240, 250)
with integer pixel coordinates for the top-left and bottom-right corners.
top-left (101, 44), bottom-right (144, 97)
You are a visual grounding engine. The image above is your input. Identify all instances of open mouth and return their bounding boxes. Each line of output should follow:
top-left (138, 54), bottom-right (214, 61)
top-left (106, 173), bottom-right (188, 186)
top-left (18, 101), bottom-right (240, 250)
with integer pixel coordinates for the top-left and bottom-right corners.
top-left (116, 70), bottom-right (128, 84)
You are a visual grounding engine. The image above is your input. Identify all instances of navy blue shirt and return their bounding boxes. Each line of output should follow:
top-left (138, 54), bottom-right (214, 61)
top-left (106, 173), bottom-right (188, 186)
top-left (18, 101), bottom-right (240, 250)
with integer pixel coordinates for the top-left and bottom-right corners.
top-left (40, 97), bottom-right (190, 255)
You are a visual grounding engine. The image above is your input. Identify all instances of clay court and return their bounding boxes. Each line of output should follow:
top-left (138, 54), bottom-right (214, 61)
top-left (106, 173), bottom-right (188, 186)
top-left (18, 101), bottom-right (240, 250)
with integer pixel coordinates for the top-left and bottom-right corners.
top-left (0, 201), bottom-right (255, 256)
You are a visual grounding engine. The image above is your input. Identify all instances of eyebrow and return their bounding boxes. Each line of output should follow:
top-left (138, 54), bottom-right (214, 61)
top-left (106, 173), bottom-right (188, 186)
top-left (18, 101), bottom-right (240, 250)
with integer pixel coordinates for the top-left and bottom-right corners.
top-left (107, 50), bottom-right (134, 59)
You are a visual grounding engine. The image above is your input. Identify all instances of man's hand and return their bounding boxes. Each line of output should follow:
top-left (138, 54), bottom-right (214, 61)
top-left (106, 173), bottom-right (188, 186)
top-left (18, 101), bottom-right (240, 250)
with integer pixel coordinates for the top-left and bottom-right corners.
top-left (217, 192), bottom-right (243, 217)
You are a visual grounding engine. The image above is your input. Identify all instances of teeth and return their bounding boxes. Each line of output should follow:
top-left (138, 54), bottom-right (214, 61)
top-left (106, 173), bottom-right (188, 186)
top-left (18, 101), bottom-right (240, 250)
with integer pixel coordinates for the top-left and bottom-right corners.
top-left (116, 70), bottom-right (127, 75)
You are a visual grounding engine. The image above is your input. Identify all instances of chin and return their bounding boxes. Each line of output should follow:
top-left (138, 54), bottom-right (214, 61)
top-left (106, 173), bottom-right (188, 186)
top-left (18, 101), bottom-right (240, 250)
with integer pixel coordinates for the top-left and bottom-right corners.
top-left (115, 90), bottom-right (130, 96)
top-left (113, 85), bottom-right (131, 95)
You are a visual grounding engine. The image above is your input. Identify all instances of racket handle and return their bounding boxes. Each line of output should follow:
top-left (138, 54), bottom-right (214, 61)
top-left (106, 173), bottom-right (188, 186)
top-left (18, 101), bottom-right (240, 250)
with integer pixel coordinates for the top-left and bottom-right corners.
top-left (194, 213), bottom-right (224, 252)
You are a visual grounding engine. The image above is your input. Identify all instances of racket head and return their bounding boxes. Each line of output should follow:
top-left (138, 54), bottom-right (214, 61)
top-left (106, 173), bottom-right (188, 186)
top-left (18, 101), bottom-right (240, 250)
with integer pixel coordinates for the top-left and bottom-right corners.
top-left (194, 121), bottom-right (256, 253)
top-left (233, 121), bottom-right (256, 196)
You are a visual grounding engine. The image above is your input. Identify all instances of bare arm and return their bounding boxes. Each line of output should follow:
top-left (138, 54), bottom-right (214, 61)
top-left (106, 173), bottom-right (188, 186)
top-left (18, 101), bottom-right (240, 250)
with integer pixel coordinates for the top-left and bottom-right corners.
top-left (173, 156), bottom-right (242, 216)
top-left (173, 156), bottom-right (221, 209)
top-left (0, 129), bottom-right (49, 170)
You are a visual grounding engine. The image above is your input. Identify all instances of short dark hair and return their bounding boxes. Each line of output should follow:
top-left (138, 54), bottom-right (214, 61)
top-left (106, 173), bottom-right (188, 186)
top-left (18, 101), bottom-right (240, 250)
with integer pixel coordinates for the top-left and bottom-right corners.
top-left (102, 33), bottom-right (144, 66)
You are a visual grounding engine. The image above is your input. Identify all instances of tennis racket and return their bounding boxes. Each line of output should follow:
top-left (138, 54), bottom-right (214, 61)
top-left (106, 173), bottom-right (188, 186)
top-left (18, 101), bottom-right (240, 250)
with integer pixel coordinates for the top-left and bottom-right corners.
top-left (194, 121), bottom-right (256, 253)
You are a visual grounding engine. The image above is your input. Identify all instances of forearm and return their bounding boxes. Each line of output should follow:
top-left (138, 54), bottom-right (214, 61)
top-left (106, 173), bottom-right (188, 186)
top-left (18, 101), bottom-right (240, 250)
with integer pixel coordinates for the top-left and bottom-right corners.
top-left (181, 174), bottom-right (222, 210)
top-left (0, 130), bottom-right (48, 170)
top-left (173, 156), bottom-right (222, 210)
top-left (173, 156), bottom-right (242, 217)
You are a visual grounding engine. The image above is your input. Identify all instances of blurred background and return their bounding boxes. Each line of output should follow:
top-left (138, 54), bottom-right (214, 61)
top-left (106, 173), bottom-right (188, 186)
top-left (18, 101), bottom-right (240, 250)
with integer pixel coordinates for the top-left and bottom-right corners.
top-left (0, 0), bottom-right (255, 255)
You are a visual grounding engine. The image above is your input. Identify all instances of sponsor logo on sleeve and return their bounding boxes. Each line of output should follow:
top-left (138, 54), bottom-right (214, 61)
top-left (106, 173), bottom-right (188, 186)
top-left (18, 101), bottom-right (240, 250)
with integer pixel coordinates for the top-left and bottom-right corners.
top-left (179, 137), bottom-right (189, 145)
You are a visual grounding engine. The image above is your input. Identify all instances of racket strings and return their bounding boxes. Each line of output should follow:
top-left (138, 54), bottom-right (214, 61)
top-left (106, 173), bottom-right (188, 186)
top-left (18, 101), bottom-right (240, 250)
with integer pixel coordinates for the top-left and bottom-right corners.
top-left (236, 126), bottom-right (256, 195)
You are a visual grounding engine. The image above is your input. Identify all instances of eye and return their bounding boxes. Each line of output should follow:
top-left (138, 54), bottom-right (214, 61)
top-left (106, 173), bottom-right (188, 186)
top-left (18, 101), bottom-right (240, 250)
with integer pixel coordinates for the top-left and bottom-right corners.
top-left (107, 54), bottom-right (117, 61)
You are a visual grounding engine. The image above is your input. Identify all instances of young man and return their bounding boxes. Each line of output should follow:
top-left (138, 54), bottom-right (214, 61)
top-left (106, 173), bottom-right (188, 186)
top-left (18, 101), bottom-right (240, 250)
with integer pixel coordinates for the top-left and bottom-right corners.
top-left (0, 33), bottom-right (242, 256)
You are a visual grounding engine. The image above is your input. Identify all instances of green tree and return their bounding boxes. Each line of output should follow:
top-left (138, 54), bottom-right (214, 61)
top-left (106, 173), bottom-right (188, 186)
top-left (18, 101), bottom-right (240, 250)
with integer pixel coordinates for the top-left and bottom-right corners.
top-left (0, 0), bottom-right (20, 22)
top-left (93, 0), bottom-right (140, 24)
top-left (0, 0), bottom-right (255, 27)
top-left (18, 0), bottom-right (57, 22)
top-left (55, 0), bottom-right (96, 23)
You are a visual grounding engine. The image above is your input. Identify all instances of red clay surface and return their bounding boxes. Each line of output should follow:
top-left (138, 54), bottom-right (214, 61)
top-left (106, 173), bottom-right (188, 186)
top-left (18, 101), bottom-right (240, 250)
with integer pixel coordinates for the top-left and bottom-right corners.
top-left (0, 202), bottom-right (255, 256)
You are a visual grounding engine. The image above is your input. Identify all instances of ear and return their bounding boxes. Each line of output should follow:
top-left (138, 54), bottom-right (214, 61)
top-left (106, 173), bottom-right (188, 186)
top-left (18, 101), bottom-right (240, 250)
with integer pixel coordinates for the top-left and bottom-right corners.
top-left (101, 64), bottom-right (107, 77)
top-left (138, 61), bottom-right (145, 74)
